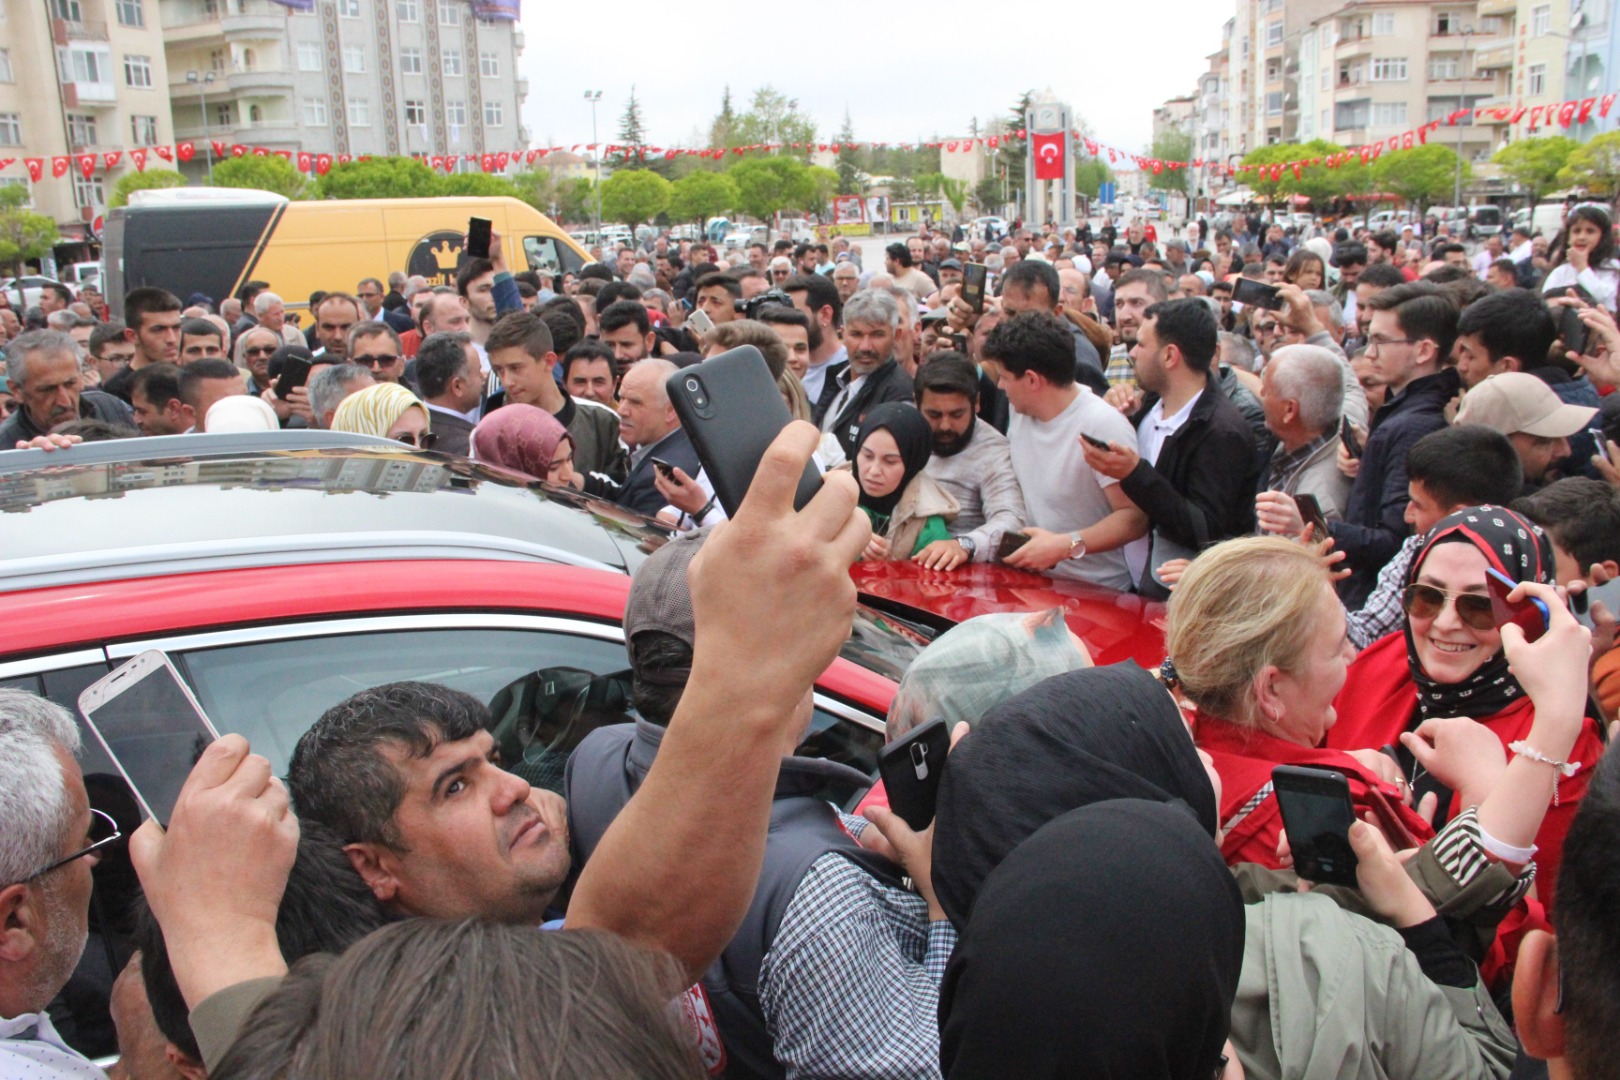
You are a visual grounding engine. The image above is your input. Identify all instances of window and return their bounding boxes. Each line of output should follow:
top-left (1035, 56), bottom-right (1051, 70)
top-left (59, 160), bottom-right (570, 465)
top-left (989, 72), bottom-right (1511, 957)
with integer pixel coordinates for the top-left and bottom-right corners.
top-left (443, 49), bottom-right (462, 77)
top-left (303, 97), bottom-right (328, 126)
top-left (1321, 108), bottom-right (1331, 130)
top-left (348, 97), bottom-right (370, 126)
top-left (53, 0), bottom-right (83, 21)
top-left (337, 0), bottom-right (360, 15)
top-left (1372, 12), bottom-right (1395, 34)
top-left (1266, 91), bottom-right (1283, 115)
top-left (1336, 98), bottom-right (1371, 128)
top-left (1528, 63), bottom-right (1547, 96)
top-left (484, 99), bottom-right (502, 126)
top-left (0, 50), bottom-right (12, 83)
top-left (400, 47), bottom-right (422, 74)
top-left (1321, 24), bottom-right (1334, 48)
top-left (297, 41), bottom-right (322, 71)
top-left (1339, 60), bottom-right (1364, 85)
top-left (1430, 55), bottom-right (1460, 79)
top-left (396, 0), bottom-right (418, 19)
top-left (479, 50), bottom-right (499, 77)
top-left (116, 0), bottom-right (143, 25)
top-left (210, 47), bottom-right (227, 73)
top-left (123, 53), bottom-right (152, 88)
top-left (440, 1), bottom-right (460, 24)
top-left (446, 99), bottom-right (467, 127)
top-left (1373, 102), bottom-right (1408, 126)
top-left (61, 46), bottom-right (110, 85)
top-left (215, 102), bottom-right (232, 127)
top-left (1371, 57), bottom-right (1408, 81)
top-left (1321, 65), bottom-right (1330, 90)
top-left (1435, 11), bottom-right (1455, 35)
top-left (343, 45), bottom-right (365, 73)
top-left (1531, 4), bottom-right (1551, 36)
top-left (0, 113), bottom-right (20, 146)
top-left (404, 99), bottom-right (427, 125)
top-left (67, 113), bottom-right (97, 146)
top-left (1266, 20), bottom-right (1283, 46)
top-left (72, 173), bottom-right (104, 210)
top-left (130, 114), bottom-right (158, 145)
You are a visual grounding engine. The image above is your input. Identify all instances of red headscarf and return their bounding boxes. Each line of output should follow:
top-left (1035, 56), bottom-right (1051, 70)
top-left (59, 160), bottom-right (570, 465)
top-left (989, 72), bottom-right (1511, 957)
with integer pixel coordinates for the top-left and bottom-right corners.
top-left (471, 404), bottom-right (571, 482)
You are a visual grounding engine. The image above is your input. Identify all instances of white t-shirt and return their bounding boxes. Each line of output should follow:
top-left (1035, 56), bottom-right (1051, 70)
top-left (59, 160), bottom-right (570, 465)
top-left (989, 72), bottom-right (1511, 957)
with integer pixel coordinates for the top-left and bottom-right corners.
top-left (1008, 387), bottom-right (1139, 591)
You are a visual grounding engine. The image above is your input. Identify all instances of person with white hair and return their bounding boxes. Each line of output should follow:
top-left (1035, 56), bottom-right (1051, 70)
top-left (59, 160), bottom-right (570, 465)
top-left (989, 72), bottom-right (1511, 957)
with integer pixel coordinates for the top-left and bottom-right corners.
top-left (1253, 343), bottom-right (1352, 530)
top-left (0, 689), bottom-right (118, 1079)
top-left (253, 292), bottom-right (303, 347)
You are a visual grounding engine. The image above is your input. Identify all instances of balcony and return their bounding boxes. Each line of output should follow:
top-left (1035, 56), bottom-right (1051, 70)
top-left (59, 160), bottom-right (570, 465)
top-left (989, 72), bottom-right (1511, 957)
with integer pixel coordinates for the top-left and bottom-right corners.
top-left (1336, 33), bottom-right (1373, 57)
top-left (53, 17), bottom-right (109, 43)
top-left (62, 79), bottom-right (118, 106)
top-left (221, 11), bottom-right (286, 39)
top-left (516, 76), bottom-right (529, 99)
top-left (227, 69), bottom-right (296, 93)
top-left (1477, 0), bottom-right (1515, 16)
top-left (173, 122), bottom-right (302, 147)
top-left (1474, 43), bottom-right (1513, 70)
top-left (164, 0), bottom-right (287, 45)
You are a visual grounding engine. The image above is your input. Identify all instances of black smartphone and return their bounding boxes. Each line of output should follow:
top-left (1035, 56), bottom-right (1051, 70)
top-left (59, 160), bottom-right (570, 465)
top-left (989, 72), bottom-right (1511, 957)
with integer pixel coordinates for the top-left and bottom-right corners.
top-left (79, 650), bottom-right (221, 825)
top-left (273, 355), bottom-right (313, 400)
top-left (1081, 432), bottom-right (1112, 451)
top-left (651, 457), bottom-right (675, 480)
top-left (1485, 567), bottom-right (1550, 643)
top-left (466, 216), bottom-right (493, 260)
top-left (1339, 416), bottom-right (1363, 460)
top-left (961, 262), bottom-right (988, 313)
top-left (1560, 304), bottom-right (1589, 356)
top-left (1271, 764), bottom-right (1359, 888)
top-left (664, 345), bottom-right (822, 518)
top-left (1294, 492), bottom-right (1330, 538)
top-left (878, 719), bottom-right (950, 830)
top-left (996, 531), bottom-right (1031, 562)
top-left (1233, 277), bottom-right (1286, 311)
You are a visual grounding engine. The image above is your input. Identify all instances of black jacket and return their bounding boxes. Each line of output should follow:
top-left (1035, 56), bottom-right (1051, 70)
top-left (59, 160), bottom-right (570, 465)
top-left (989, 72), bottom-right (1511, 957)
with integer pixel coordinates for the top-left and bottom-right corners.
top-left (825, 358), bottom-right (914, 458)
top-left (0, 390), bottom-right (135, 446)
top-left (598, 426), bottom-right (701, 519)
top-left (808, 359), bottom-right (848, 428)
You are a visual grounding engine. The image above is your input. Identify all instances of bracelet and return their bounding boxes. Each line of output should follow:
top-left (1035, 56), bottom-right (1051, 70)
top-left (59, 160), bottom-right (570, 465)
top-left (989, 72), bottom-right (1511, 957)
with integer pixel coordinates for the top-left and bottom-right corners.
top-left (1477, 821), bottom-right (1538, 865)
top-left (1508, 740), bottom-right (1581, 806)
top-left (693, 494), bottom-right (718, 525)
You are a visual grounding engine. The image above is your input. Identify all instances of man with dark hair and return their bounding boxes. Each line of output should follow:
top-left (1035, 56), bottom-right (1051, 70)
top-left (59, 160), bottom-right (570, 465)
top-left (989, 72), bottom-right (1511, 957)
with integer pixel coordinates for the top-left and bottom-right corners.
top-left (782, 273), bottom-right (845, 423)
top-left (595, 280), bottom-right (643, 310)
top-left (103, 287), bottom-right (183, 402)
top-left (1331, 242), bottom-right (1369, 330)
top-left (562, 341), bottom-right (617, 406)
top-left (0, 329), bottom-right (135, 445)
top-left (914, 354), bottom-right (1027, 569)
top-left (38, 281), bottom-right (73, 315)
top-left (1432, 242), bottom-right (1470, 270)
top-left (1330, 281), bottom-right (1461, 606)
top-left (1084, 298), bottom-right (1258, 597)
top-left (1105, 267), bottom-right (1171, 388)
top-left (230, 279), bottom-right (270, 339)
top-left (755, 304), bottom-right (817, 380)
top-left (1000, 259), bottom-right (1107, 392)
top-left (1514, 476), bottom-right (1620, 589)
top-left (1342, 423), bottom-right (1524, 648)
top-left (485, 310), bottom-right (626, 481)
top-left (87, 319), bottom-right (134, 386)
top-left (694, 273), bottom-right (741, 328)
top-left (129, 362), bottom-right (192, 436)
top-left (312, 293), bottom-right (362, 360)
top-left (347, 321), bottom-right (406, 385)
top-left (1348, 261), bottom-right (1408, 350)
top-left (178, 318), bottom-right (226, 364)
top-left (356, 277), bottom-right (387, 320)
top-left (1368, 230), bottom-right (1400, 267)
top-left (415, 331), bottom-right (482, 455)
top-left (983, 311), bottom-right (1144, 589)
top-left (1453, 288), bottom-right (1559, 390)
top-left (177, 357), bottom-right (246, 431)
top-left (885, 242), bottom-right (934, 302)
top-left (456, 257), bottom-right (499, 346)
top-left (597, 300), bottom-right (656, 372)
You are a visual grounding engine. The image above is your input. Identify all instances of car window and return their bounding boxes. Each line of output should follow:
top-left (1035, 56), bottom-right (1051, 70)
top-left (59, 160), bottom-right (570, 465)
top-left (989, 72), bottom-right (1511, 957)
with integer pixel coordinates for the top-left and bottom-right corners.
top-left (176, 627), bottom-right (634, 792)
top-left (524, 235), bottom-right (585, 279)
top-left (840, 607), bottom-right (931, 682)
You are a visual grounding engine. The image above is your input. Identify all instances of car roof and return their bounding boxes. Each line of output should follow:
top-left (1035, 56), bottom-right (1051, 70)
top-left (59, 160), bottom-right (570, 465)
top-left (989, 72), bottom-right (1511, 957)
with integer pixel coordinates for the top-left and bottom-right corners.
top-left (0, 438), bottom-right (670, 591)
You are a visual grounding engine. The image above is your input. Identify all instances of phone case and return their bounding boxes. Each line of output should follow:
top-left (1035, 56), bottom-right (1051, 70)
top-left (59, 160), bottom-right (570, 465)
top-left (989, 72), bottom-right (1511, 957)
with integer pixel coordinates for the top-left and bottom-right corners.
top-left (466, 217), bottom-right (493, 259)
top-left (664, 346), bottom-right (822, 518)
top-left (1270, 765), bottom-right (1359, 888)
top-left (1233, 278), bottom-right (1284, 310)
top-left (878, 719), bottom-right (950, 830)
top-left (1560, 305), bottom-right (1589, 356)
top-left (996, 531), bottom-right (1031, 562)
top-left (1294, 493), bottom-right (1329, 537)
top-left (274, 357), bottom-right (313, 400)
top-left (962, 264), bottom-right (988, 313)
top-left (1485, 568), bottom-right (1549, 643)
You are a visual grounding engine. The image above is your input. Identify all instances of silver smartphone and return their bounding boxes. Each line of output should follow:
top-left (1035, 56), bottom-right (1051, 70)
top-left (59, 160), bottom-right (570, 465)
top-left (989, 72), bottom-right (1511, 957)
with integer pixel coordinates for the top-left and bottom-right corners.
top-left (685, 308), bottom-right (715, 337)
top-left (78, 650), bottom-right (220, 825)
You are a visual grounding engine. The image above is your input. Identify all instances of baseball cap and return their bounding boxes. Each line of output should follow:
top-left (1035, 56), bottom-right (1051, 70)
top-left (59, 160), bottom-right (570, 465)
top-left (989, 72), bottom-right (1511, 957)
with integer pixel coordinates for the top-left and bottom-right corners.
top-left (939, 258), bottom-right (964, 271)
top-left (1456, 372), bottom-right (1597, 438)
top-left (623, 529), bottom-right (706, 677)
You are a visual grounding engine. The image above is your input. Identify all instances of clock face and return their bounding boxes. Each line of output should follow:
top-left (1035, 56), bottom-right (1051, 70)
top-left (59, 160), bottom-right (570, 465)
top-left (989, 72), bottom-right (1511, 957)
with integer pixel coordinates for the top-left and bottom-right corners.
top-left (1034, 104), bottom-right (1061, 130)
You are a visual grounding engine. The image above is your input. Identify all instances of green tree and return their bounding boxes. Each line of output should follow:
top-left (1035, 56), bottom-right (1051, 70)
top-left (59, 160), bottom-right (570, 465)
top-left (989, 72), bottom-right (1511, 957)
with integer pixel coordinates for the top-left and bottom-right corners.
top-left (973, 175), bottom-right (1003, 214)
top-left (804, 165), bottom-right (840, 218)
top-left (436, 172), bottom-right (521, 198)
top-left (599, 169), bottom-right (672, 229)
top-left (511, 168), bottom-right (560, 213)
top-left (618, 86), bottom-right (647, 163)
top-left (316, 155), bottom-right (441, 199)
top-left (709, 85), bottom-right (738, 151)
top-left (1286, 140), bottom-right (1372, 206)
top-left (835, 111), bottom-right (863, 195)
top-left (1240, 143), bottom-right (1303, 204)
top-left (1147, 131), bottom-right (1193, 195)
top-left (1557, 131), bottom-right (1620, 197)
top-left (211, 154), bottom-right (309, 198)
top-left (0, 186), bottom-right (59, 279)
top-left (668, 170), bottom-right (738, 225)
top-left (1073, 158), bottom-right (1114, 199)
top-left (729, 87), bottom-right (817, 151)
top-left (1493, 136), bottom-right (1580, 202)
top-left (729, 156), bottom-right (813, 223)
top-left (1372, 144), bottom-right (1468, 210)
top-left (555, 177), bottom-right (597, 225)
top-left (110, 168), bottom-right (187, 208)
top-left (940, 177), bottom-right (969, 219)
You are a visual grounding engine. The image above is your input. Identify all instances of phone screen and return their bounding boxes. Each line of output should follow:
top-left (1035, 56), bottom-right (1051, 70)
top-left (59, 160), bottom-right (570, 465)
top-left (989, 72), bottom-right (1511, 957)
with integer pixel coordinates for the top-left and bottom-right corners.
top-left (1271, 766), bottom-right (1358, 887)
top-left (962, 263), bottom-right (988, 313)
top-left (80, 652), bottom-right (219, 825)
top-left (466, 217), bottom-right (493, 260)
top-left (1232, 277), bottom-right (1284, 310)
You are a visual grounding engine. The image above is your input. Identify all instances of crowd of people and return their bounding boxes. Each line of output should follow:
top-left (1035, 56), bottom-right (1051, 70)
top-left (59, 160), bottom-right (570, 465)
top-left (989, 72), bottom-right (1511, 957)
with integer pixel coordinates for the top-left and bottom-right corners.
top-left (3, 200), bottom-right (1620, 1080)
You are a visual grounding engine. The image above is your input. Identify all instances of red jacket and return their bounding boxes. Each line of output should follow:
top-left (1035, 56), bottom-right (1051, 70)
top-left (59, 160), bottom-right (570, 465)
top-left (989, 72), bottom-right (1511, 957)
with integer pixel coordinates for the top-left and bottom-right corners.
top-left (1327, 632), bottom-right (1606, 911)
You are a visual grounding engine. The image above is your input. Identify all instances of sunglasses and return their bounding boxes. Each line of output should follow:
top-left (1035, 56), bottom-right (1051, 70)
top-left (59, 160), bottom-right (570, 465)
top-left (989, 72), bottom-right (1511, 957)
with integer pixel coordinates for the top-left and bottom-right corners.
top-left (243, 345), bottom-right (278, 357)
top-left (1401, 582), bottom-right (1495, 631)
top-left (352, 354), bottom-right (400, 367)
top-left (16, 808), bottom-right (122, 885)
top-left (396, 431), bottom-right (438, 449)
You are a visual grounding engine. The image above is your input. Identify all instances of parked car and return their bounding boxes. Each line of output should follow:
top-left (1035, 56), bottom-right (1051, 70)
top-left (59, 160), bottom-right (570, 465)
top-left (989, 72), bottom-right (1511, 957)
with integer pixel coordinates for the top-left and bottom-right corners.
top-left (1, 274), bottom-right (63, 309)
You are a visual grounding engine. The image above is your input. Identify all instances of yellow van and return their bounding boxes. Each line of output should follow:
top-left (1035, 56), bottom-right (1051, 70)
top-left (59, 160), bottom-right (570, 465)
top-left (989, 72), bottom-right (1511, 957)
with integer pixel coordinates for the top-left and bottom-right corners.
top-left (105, 189), bottom-right (589, 317)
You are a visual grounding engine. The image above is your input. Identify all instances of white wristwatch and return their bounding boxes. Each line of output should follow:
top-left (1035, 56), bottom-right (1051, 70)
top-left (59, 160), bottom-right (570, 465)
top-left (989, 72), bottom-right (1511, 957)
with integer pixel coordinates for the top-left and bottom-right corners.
top-left (1067, 532), bottom-right (1088, 560)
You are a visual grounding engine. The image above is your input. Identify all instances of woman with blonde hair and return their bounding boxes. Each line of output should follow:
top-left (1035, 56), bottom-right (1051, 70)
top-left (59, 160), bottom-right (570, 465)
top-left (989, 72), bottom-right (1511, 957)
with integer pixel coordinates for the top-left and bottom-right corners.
top-left (330, 381), bottom-right (433, 447)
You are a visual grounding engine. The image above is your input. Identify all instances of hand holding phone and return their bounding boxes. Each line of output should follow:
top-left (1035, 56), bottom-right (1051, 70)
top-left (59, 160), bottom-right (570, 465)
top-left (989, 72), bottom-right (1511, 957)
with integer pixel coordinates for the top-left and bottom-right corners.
top-left (1293, 493), bottom-right (1330, 539)
top-left (996, 531), bottom-right (1031, 562)
top-left (686, 308), bottom-right (715, 337)
top-left (1560, 303), bottom-right (1590, 357)
top-left (651, 457), bottom-right (675, 480)
top-left (961, 263), bottom-right (988, 314)
top-left (1081, 432), bottom-right (1113, 451)
top-left (1485, 567), bottom-right (1550, 643)
top-left (1339, 417), bottom-right (1363, 460)
top-left (1271, 764), bottom-right (1359, 887)
top-left (878, 719), bottom-right (951, 830)
top-left (466, 216), bottom-right (493, 260)
top-left (1233, 277), bottom-right (1285, 311)
top-left (273, 356), bottom-right (313, 400)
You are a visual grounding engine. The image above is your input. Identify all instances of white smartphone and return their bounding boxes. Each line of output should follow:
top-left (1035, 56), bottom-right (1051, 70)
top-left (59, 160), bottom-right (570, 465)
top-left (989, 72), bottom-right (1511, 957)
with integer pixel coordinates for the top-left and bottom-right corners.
top-left (78, 651), bottom-right (220, 825)
top-left (685, 307), bottom-right (715, 337)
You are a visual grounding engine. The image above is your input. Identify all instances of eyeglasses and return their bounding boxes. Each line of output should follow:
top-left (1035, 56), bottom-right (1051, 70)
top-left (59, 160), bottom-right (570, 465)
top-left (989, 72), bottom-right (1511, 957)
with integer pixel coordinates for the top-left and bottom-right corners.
top-left (18, 808), bottom-right (121, 884)
top-left (396, 431), bottom-right (438, 449)
top-left (352, 354), bottom-right (400, 367)
top-left (243, 345), bottom-right (278, 357)
top-left (1401, 582), bottom-right (1496, 631)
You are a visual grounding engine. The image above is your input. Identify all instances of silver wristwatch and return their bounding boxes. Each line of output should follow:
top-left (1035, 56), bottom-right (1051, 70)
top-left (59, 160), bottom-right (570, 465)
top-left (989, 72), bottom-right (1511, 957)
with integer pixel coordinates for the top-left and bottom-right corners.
top-left (958, 536), bottom-right (977, 558)
top-left (1067, 532), bottom-right (1088, 560)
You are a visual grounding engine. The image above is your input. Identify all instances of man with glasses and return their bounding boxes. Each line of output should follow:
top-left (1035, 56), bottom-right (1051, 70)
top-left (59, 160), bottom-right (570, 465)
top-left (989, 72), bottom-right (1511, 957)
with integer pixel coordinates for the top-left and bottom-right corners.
top-left (0, 689), bottom-right (122, 1079)
top-left (235, 326), bottom-right (282, 395)
top-left (87, 321), bottom-right (134, 387)
top-left (1328, 281), bottom-right (1461, 607)
top-left (356, 277), bottom-right (387, 321)
top-left (346, 322), bottom-right (406, 387)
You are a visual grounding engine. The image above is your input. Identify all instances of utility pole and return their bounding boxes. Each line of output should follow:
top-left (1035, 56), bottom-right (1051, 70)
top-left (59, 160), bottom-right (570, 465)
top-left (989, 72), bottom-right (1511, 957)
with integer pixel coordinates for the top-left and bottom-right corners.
top-left (584, 90), bottom-right (603, 237)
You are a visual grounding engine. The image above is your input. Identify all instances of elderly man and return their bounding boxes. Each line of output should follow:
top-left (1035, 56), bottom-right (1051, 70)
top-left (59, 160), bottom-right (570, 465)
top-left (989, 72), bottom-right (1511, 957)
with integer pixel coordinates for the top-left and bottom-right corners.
top-left (0, 329), bottom-right (135, 446)
top-left (0, 691), bottom-right (114, 1078)
top-left (253, 291), bottom-right (303, 347)
top-left (235, 325), bottom-right (282, 394)
top-left (822, 290), bottom-right (914, 458)
top-left (585, 357), bottom-right (701, 517)
top-left (308, 362), bottom-right (375, 430)
top-left (1253, 344), bottom-right (1353, 534)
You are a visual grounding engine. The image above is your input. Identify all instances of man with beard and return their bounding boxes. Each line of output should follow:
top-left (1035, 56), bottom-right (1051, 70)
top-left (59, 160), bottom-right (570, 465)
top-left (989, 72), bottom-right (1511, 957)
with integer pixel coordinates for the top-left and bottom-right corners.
top-left (1104, 268), bottom-right (1169, 390)
top-left (914, 354), bottom-right (1027, 570)
top-left (821, 290), bottom-right (913, 458)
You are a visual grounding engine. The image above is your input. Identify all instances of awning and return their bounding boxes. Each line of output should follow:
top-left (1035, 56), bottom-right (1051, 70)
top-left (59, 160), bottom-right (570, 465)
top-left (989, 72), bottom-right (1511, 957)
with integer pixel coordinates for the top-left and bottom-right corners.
top-left (1216, 188), bottom-right (1254, 207)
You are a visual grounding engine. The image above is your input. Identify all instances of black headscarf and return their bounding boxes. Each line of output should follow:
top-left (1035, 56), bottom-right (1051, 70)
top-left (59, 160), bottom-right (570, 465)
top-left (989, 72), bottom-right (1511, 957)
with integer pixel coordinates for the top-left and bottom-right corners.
top-left (931, 663), bottom-right (1218, 930)
top-left (1405, 504), bottom-right (1554, 721)
top-left (938, 800), bottom-right (1245, 1080)
top-left (854, 402), bottom-right (933, 519)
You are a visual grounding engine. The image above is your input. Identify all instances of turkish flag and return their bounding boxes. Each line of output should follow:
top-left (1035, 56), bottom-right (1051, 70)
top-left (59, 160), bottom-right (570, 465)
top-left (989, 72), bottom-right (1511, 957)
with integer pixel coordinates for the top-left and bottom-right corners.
top-left (25, 158), bottom-right (44, 181)
top-left (154, 145), bottom-right (173, 162)
top-left (314, 154), bottom-right (333, 175)
top-left (130, 149), bottom-right (147, 172)
top-left (211, 140), bottom-right (227, 159)
top-left (177, 141), bottom-right (195, 162)
top-left (77, 155), bottom-right (97, 178)
top-left (52, 156), bottom-right (70, 177)
top-left (1031, 131), bottom-right (1064, 180)
top-left (103, 151), bottom-right (122, 170)
top-left (297, 152), bottom-right (312, 172)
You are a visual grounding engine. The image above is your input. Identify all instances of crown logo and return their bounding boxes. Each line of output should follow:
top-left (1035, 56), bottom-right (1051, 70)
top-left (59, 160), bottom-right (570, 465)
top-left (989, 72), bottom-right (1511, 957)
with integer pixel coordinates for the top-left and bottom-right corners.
top-left (431, 240), bottom-right (463, 270)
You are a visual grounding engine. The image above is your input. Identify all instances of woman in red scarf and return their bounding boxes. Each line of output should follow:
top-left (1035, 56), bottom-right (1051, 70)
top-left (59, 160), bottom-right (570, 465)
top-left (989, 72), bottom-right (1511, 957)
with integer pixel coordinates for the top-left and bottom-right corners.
top-left (1167, 537), bottom-right (1434, 867)
top-left (1329, 505), bottom-right (1607, 908)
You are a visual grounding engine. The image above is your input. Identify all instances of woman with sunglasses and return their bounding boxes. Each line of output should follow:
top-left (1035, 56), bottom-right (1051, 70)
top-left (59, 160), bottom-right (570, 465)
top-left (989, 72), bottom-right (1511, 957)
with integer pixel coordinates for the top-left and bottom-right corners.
top-left (330, 381), bottom-right (434, 449)
top-left (1329, 505), bottom-right (1608, 908)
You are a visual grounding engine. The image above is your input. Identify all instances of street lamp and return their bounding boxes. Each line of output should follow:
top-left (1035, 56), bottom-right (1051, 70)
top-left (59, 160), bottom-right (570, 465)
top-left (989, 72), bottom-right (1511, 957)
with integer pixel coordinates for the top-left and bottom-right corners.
top-left (583, 90), bottom-right (603, 238)
top-left (186, 71), bottom-right (217, 182)
top-left (1455, 26), bottom-right (1474, 209)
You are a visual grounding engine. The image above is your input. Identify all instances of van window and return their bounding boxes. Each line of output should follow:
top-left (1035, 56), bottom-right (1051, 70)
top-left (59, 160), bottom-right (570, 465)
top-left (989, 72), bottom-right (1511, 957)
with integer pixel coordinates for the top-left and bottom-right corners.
top-left (524, 235), bottom-right (585, 279)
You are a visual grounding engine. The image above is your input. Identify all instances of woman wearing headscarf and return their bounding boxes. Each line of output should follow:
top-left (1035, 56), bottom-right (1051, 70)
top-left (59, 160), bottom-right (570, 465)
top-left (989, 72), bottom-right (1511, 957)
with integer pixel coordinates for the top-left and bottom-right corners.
top-left (470, 403), bottom-right (577, 487)
top-left (851, 402), bottom-right (958, 562)
top-left (1330, 506), bottom-right (1608, 908)
top-left (330, 381), bottom-right (432, 447)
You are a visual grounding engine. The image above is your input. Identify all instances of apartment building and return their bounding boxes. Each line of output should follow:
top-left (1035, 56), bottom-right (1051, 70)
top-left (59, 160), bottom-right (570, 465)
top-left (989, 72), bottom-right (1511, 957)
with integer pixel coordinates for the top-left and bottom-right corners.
top-left (160, 0), bottom-right (528, 178)
top-left (1226, 0), bottom-right (1345, 153)
top-left (0, 0), bottom-right (175, 259)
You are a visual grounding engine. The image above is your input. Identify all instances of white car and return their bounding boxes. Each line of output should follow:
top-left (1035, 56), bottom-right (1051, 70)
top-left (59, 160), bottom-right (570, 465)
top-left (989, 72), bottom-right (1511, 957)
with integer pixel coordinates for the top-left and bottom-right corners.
top-left (0, 276), bottom-right (63, 310)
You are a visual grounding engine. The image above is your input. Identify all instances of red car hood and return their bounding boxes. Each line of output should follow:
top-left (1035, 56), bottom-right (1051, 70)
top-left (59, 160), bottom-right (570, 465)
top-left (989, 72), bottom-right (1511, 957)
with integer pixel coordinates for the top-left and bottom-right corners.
top-left (851, 561), bottom-right (1167, 670)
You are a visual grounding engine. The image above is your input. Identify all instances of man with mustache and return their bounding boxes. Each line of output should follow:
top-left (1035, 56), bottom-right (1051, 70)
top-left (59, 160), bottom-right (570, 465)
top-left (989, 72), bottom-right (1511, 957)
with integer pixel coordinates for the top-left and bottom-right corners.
top-left (0, 330), bottom-right (134, 447)
top-left (821, 290), bottom-right (915, 459)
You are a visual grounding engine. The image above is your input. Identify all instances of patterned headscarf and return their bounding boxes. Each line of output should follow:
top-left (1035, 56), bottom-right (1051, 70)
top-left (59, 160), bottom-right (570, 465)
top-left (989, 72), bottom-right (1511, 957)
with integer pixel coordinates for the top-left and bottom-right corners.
top-left (1405, 504), bottom-right (1554, 720)
top-left (471, 404), bottom-right (572, 482)
top-left (330, 381), bottom-right (429, 439)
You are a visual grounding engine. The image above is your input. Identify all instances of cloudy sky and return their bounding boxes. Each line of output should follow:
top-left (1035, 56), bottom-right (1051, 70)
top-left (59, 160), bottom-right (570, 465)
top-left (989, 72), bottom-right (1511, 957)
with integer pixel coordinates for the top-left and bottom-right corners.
top-left (518, 3), bottom-right (1233, 159)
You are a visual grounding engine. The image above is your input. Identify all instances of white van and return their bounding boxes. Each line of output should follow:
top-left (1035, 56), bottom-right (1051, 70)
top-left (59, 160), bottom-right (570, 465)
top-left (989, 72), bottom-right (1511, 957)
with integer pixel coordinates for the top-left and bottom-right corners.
top-left (1532, 202), bottom-right (1569, 239)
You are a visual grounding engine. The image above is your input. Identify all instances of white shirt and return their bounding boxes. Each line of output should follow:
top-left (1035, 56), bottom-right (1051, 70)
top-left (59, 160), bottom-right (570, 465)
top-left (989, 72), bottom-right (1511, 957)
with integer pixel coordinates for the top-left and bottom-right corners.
top-left (1126, 390), bottom-right (1202, 583)
top-left (1007, 387), bottom-right (1138, 591)
top-left (0, 1012), bottom-right (106, 1079)
top-left (802, 345), bottom-right (846, 406)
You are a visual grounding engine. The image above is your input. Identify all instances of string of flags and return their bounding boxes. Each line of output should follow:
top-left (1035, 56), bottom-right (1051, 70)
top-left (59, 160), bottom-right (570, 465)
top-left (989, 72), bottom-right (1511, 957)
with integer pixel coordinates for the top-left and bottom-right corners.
top-left (0, 92), bottom-right (1611, 183)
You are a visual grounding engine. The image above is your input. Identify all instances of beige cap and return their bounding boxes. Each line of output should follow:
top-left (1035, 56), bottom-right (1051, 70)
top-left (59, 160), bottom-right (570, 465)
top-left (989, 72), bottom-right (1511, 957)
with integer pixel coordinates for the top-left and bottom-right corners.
top-left (1456, 372), bottom-right (1597, 438)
